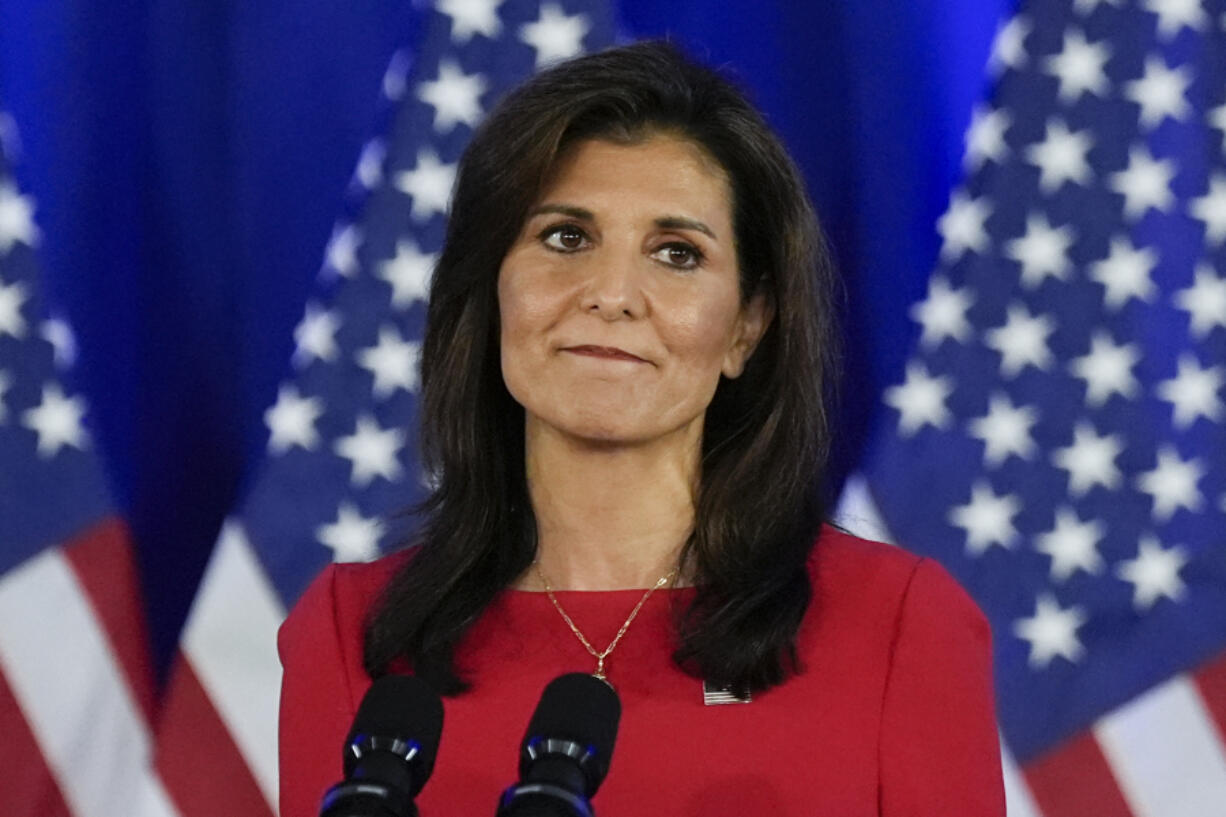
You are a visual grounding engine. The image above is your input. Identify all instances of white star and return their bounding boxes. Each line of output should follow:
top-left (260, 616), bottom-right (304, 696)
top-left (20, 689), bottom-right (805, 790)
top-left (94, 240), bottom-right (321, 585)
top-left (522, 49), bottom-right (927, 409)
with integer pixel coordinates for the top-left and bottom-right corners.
top-left (417, 60), bottom-right (487, 133)
top-left (1090, 235), bottom-right (1158, 308)
top-left (1189, 174), bottom-right (1226, 245)
top-left (1014, 594), bottom-right (1087, 669)
top-left (1174, 263), bottom-right (1226, 338)
top-left (378, 239), bottom-right (435, 308)
top-left (518, 3), bottom-right (590, 69)
top-left (334, 414), bottom-right (405, 486)
top-left (1036, 508), bottom-right (1105, 581)
top-left (0, 369), bottom-right (11, 422)
top-left (990, 16), bottom-right (1031, 74)
top-left (1117, 535), bottom-right (1188, 610)
top-left (1073, 0), bottom-right (1124, 13)
top-left (963, 106), bottom-right (1011, 171)
top-left (0, 181), bottom-right (39, 252)
top-left (352, 139), bottom-right (386, 191)
top-left (40, 317), bottom-right (77, 369)
top-left (1069, 330), bottom-right (1141, 406)
top-left (883, 361), bottom-right (954, 436)
top-left (1136, 445), bottom-right (1204, 521)
top-left (438, 0), bottom-right (504, 42)
top-left (1110, 146), bottom-right (1176, 220)
top-left (1043, 29), bottom-right (1111, 102)
top-left (1005, 213), bottom-right (1076, 287)
top-left (21, 383), bottom-right (88, 457)
top-left (322, 224), bottom-right (362, 278)
top-left (264, 385), bottom-right (323, 454)
top-left (1141, 0), bottom-right (1210, 39)
top-left (0, 278), bottom-right (29, 339)
top-left (395, 150), bottom-right (457, 222)
top-left (1210, 101), bottom-right (1226, 137)
top-left (1025, 120), bottom-right (1094, 193)
top-left (292, 303), bottom-right (342, 368)
top-left (316, 502), bottom-right (383, 563)
top-left (357, 326), bottom-right (422, 398)
top-left (1156, 353), bottom-right (1224, 428)
top-left (910, 277), bottom-right (973, 348)
top-left (937, 190), bottom-right (992, 262)
top-left (949, 480), bottom-right (1021, 555)
top-left (985, 303), bottom-right (1055, 377)
top-left (1124, 56), bottom-right (1192, 129)
top-left (968, 392), bottom-right (1038, 465)
top-left (1052, 422), bottom-right (1124, 496)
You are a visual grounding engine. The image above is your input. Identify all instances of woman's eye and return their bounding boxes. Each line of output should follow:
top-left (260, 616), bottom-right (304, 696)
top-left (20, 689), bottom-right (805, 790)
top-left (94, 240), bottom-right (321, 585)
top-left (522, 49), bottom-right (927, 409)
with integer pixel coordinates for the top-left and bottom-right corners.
top-left (540, 225), bottom-right (589, 252)
top-left (651, 243), bottom-right (703, 269)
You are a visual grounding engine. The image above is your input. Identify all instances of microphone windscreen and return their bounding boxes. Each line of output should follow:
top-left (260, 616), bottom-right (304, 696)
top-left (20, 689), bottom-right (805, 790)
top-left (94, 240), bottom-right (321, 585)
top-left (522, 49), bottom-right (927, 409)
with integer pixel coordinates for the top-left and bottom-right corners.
top-left (523, 673), bottom-right (621, 784)
top-left (345, 674), bottom-right (445, 782)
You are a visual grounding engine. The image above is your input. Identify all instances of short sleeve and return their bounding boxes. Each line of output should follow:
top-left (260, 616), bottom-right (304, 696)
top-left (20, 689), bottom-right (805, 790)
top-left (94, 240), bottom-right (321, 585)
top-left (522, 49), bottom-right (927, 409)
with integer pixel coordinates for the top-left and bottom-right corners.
top-left (879, 558), bottom-right (1005, 816)
top-left (277, 565), bottom-right (358, 817)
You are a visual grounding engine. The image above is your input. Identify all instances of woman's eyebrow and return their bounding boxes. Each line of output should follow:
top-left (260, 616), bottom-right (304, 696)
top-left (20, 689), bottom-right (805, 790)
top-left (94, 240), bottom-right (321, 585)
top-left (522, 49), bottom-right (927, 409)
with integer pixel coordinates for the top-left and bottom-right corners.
top-left (655, 216), bottom-right (716, 240)
top-left (527, 203), bottom-right (593, 221)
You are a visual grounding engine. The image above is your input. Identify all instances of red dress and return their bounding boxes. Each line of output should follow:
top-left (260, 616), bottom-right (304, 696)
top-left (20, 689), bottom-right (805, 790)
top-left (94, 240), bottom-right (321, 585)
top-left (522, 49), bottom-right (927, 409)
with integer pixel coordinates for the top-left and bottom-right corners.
top-left (278, 526), bottom-right (1005, 817)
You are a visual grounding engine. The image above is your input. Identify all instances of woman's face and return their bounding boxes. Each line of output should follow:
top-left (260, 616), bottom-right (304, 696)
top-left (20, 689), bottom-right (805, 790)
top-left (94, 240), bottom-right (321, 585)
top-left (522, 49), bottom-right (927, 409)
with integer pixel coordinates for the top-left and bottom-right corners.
top-left (498, 134), bottom-right (769, 448)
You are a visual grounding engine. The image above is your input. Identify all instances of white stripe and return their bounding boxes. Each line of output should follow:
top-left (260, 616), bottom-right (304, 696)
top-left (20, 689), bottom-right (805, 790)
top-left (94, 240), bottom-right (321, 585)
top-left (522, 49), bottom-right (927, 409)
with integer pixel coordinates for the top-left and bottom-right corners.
top-left (833, 472), bottom-right (897, 545)
top-left (0, 547), bottom-right (180, 817)
top-left (1001, 738), bottom-right (1043, 817)
top-left (1094, 675), bottom-right (1226, 817)
top-left (182, 522), bottom-right (286, 812)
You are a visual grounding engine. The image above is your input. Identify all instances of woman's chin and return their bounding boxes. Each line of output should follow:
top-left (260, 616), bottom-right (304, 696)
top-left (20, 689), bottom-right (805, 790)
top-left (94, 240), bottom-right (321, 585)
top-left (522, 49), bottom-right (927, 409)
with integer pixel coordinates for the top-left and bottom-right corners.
top-left (527, 409), bottom-right (701, 453)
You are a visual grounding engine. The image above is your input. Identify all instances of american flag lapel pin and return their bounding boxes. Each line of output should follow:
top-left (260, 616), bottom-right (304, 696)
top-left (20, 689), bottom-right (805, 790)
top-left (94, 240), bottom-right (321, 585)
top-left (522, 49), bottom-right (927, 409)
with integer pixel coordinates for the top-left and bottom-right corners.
top-left (703, 680), bottom-right (752, 705)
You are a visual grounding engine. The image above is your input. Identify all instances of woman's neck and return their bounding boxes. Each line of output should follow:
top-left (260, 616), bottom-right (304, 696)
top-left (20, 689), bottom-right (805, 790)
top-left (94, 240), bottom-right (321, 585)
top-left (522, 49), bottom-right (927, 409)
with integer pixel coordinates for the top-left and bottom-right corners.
top-left (519, 419), bottom-right (699, 591)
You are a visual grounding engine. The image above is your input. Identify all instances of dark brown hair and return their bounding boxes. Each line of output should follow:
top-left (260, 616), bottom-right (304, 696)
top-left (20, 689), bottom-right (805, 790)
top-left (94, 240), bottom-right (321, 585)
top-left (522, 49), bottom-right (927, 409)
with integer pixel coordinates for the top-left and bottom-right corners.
top-left (364, 40), bottom-right (839, 694)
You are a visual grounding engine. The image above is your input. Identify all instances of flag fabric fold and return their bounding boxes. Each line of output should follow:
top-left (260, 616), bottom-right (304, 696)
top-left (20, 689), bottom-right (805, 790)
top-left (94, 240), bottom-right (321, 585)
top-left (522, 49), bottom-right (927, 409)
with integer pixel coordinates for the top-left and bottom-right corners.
top-left (0, 114), bottom-right (178, 817)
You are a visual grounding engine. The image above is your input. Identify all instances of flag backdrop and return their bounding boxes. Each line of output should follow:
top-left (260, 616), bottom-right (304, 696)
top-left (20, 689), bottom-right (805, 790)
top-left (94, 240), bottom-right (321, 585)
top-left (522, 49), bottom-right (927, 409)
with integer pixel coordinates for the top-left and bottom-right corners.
top-left (864, 0), bottom-right (1226, 815)
top-left (0, 119), bottom-right (173, 815)
top-left (11, 0), bottom-right (1226, 816)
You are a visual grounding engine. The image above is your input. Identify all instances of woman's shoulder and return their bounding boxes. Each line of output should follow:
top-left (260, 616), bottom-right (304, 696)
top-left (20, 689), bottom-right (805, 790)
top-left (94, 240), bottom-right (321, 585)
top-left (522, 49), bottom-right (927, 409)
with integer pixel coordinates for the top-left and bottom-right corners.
top-left (807, 523), bottom-right (988, 631)
top-left (280, 548), bottom-right (414, 649)
top-left (809, 523), bottom-right (921, 585)
top-left (327, 547), bottom-right (413, 602)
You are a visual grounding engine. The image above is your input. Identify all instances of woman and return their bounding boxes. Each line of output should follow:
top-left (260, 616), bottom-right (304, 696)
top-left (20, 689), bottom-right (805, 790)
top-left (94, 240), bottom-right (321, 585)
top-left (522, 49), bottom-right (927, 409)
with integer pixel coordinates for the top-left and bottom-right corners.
top-left (279, 41), bottom-right (1004, 816)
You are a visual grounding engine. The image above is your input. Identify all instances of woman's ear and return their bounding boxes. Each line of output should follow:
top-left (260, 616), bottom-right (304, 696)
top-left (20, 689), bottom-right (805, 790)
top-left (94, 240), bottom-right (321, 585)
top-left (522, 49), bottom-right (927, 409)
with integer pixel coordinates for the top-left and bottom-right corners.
top-left (722, 291), bottom-right (774, 378)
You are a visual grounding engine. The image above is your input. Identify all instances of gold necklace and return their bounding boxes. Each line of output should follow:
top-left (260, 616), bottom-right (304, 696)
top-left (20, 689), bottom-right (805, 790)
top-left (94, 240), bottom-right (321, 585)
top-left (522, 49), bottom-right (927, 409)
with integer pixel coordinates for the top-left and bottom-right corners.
top-left (534, 562), bottom-right (677, 683)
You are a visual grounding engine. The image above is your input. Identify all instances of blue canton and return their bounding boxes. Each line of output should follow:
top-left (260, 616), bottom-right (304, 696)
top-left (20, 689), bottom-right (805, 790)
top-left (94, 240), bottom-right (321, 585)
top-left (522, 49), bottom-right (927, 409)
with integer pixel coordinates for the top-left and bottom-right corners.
top-left (0, 115), bottom-right (112, 569)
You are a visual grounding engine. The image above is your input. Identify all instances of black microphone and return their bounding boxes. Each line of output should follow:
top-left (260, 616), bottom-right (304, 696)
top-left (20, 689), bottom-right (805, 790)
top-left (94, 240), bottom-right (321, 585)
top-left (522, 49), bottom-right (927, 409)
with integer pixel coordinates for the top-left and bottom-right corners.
top-left (319, 674), bottom-right (445, 817)
top-left (496, 673), bottom-right (622, 817)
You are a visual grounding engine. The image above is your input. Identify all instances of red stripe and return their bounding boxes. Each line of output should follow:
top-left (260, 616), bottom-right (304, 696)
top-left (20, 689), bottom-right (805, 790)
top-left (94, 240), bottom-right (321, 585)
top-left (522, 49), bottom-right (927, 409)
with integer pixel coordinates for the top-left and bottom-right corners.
top-left (1022, 731), bottom-right (1135, 817)
top-left (156, 657), bottom-right (275, 817)
top-left (0, 666), bottom-right (73, 817)
top-left (61, 516), bottom-right (158, 725)
top-left (1192, 649), bottom-right (1226, 745)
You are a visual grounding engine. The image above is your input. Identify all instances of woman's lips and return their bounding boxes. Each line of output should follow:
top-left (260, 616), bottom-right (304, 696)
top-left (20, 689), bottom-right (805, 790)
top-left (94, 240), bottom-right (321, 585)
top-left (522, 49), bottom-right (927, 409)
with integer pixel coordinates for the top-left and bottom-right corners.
top-left (562, 345), bottom-right (649, 363)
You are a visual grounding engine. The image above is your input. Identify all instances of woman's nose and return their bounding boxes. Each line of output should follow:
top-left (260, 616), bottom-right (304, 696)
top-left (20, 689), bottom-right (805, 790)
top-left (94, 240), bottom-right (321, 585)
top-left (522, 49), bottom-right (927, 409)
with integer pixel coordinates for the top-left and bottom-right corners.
top-left (579, 252), bottom-right (647, 320)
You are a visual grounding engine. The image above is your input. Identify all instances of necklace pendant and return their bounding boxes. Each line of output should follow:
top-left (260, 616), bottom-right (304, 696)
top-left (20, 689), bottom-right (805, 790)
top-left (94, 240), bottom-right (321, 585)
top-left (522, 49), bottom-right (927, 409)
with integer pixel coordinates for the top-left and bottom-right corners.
top-left (593, 656), bottom-right (615, 689)
top-left (534, 560), bottom-right (677, 696)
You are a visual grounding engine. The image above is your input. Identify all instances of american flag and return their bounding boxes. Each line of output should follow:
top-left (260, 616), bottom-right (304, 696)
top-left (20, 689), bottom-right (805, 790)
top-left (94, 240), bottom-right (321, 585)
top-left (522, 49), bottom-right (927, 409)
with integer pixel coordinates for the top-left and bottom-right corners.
top-left (0, 116), bottom-right (177, 815)
top-left (151, 3), bottom-right (614, 815)
top-left (862, 0), bottom-right (1226, 814)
